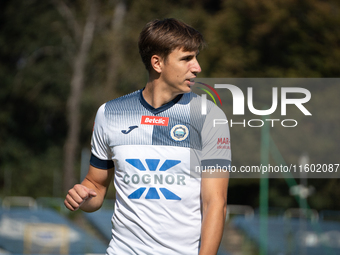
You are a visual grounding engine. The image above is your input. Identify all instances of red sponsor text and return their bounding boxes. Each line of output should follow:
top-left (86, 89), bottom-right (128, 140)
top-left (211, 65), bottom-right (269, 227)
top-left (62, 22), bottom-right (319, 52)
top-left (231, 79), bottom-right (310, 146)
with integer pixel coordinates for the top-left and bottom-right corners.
top-left (141, 116), bottom-right (169, 126)
top-left (217, 137), bottom-right (230, 149)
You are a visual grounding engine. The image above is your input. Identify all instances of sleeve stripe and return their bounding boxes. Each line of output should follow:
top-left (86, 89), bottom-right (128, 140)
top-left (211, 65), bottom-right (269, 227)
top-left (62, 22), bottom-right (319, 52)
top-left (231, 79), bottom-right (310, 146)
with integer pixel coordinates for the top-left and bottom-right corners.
top-left (200, 159), bottom-right (231, 168)
top-left (90, 153), bottom-right (114, 169)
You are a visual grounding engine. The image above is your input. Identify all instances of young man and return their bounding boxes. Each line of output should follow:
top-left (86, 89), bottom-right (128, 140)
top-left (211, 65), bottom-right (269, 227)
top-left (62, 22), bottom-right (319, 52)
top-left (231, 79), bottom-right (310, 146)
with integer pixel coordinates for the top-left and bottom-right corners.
top-left (64, 18), bottom-right (231, 255)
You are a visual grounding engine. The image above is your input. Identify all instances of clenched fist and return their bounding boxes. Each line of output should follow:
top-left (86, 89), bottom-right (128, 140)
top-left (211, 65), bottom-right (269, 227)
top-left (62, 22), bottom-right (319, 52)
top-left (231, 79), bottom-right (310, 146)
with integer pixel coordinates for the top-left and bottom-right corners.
top-left (64, 184), bottom-right (97, 211)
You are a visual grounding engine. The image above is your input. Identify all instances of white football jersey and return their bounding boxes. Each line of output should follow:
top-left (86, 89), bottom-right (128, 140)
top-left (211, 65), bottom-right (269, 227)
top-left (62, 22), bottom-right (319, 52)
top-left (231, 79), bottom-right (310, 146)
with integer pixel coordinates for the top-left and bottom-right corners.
top-left (90, 89), bottom-right (231, 255)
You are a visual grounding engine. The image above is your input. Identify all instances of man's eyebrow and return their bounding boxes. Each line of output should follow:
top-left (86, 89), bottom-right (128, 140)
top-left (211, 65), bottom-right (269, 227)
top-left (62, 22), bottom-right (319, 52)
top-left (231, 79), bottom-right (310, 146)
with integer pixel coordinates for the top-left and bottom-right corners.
top-left (180, 52), bottom-right (198, 60)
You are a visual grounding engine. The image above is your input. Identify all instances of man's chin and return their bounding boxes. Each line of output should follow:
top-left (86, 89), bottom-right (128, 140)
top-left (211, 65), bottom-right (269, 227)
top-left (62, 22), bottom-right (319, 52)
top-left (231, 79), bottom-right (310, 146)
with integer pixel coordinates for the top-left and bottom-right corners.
top-left (185, 85), bottom-right (192, 93)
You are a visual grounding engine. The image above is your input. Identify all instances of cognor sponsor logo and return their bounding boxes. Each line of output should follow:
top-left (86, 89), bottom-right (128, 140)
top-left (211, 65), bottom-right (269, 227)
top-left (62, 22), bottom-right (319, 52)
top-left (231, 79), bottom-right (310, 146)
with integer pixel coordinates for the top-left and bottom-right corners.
top-left (141, 116), bottom-right (169, 126)
top-left (124, 159), bottom-right (184, 200)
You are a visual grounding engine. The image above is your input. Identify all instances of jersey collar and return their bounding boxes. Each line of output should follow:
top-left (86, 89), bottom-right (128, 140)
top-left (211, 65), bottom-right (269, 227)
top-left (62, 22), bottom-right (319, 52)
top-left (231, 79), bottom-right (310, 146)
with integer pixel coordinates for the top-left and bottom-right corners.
top-left (139, 88), bottom-right (183, 115)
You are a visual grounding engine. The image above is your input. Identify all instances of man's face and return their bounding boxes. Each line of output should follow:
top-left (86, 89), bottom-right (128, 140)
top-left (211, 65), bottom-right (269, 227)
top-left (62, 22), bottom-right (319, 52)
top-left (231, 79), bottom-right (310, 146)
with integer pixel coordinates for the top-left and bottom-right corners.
top-left (159, 47), bottom-right (201, 94)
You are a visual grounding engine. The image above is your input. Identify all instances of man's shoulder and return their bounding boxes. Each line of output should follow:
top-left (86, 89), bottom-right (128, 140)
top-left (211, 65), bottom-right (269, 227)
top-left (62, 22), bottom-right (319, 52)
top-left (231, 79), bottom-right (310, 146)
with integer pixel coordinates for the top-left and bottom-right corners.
top-left (186, 91), bottom-right (223, 115)
top-left (104, 89), bottom-right (141, 112)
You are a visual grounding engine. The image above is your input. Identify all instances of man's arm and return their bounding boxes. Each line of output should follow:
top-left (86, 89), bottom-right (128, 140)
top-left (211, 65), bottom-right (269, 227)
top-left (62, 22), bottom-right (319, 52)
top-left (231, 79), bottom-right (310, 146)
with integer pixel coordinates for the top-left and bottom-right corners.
top-left (64, 165), bottom-right (114, 212)
top-left (199, 176), bottom-right (229, 255)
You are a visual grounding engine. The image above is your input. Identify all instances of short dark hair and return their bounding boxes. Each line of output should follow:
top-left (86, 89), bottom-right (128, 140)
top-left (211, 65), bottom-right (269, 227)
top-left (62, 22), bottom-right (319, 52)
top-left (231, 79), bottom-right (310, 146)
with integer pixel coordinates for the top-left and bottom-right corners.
top-left (138, 18), bottom-right (205, 71)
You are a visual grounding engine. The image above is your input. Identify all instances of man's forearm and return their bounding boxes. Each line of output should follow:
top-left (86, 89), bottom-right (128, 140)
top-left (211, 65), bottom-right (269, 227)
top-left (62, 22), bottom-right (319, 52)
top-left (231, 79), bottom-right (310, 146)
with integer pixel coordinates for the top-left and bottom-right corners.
top-left (199, 202), bottom-right (227, 255)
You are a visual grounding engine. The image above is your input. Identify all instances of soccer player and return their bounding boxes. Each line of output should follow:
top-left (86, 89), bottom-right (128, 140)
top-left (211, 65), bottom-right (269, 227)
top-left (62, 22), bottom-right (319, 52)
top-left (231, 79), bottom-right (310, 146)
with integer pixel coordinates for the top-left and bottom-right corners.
top-left (64, 18), bottom-right (231, 255)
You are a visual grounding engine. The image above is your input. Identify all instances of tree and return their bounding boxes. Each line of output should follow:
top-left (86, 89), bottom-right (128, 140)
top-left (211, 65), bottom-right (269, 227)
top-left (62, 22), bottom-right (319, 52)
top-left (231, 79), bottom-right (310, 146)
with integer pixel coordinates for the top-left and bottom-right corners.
top-left (52, 0), bottom-right (98, 192)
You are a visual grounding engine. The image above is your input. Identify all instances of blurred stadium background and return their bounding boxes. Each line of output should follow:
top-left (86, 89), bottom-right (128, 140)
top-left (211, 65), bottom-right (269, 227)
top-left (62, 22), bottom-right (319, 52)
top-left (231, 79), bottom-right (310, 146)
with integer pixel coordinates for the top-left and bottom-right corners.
top-left (1, 0), bottom-right (340, 254)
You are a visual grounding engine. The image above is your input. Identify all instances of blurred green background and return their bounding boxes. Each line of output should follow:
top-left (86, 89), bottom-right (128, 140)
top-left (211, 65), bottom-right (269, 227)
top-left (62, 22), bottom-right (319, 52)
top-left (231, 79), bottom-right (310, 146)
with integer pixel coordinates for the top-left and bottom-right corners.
top-left (1, 0), bottom-right (340, 212)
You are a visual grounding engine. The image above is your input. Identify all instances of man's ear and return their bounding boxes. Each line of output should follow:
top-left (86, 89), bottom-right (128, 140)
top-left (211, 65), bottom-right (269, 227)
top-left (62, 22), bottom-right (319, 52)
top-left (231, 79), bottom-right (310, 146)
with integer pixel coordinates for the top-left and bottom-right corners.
top-left (150, 55), bottom-right (163, 73)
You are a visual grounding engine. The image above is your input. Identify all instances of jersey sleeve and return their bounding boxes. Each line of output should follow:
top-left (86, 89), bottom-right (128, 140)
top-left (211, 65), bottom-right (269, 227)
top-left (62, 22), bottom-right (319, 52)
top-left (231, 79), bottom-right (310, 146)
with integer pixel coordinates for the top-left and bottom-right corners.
top-left (90, 104), bottom-right (114, 169)
top-left (201, 104), bottom-right (231, 169)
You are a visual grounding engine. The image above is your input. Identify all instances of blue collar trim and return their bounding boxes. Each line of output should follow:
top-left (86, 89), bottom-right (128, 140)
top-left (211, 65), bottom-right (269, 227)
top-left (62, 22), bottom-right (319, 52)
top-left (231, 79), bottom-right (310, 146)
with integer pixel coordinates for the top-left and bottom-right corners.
top-left (139, 89), bottom-right (183, 114)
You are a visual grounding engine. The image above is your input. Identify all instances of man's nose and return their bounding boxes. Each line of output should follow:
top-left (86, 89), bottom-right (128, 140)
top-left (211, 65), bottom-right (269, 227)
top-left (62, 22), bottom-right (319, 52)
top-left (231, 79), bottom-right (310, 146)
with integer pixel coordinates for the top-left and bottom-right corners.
top-left (191, 58), bottom-right (202, 74)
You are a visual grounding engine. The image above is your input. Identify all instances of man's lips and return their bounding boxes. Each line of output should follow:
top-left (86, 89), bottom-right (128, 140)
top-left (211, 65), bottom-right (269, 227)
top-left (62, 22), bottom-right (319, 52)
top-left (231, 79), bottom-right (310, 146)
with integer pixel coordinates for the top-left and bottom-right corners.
top-left (186, 79), bottom-right (195, 86)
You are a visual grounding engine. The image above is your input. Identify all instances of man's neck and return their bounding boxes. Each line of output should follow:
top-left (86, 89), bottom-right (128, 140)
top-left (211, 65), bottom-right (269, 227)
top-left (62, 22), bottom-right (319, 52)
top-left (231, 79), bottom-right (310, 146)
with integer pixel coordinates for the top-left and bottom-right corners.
top-left (142, 80), bottom-right (180, 109)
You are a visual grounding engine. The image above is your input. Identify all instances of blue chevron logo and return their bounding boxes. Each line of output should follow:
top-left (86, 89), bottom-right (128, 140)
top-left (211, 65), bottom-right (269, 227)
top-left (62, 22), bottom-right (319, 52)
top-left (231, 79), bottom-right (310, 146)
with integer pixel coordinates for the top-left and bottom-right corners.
top-left (125, 159), bottom-right (182, 200)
